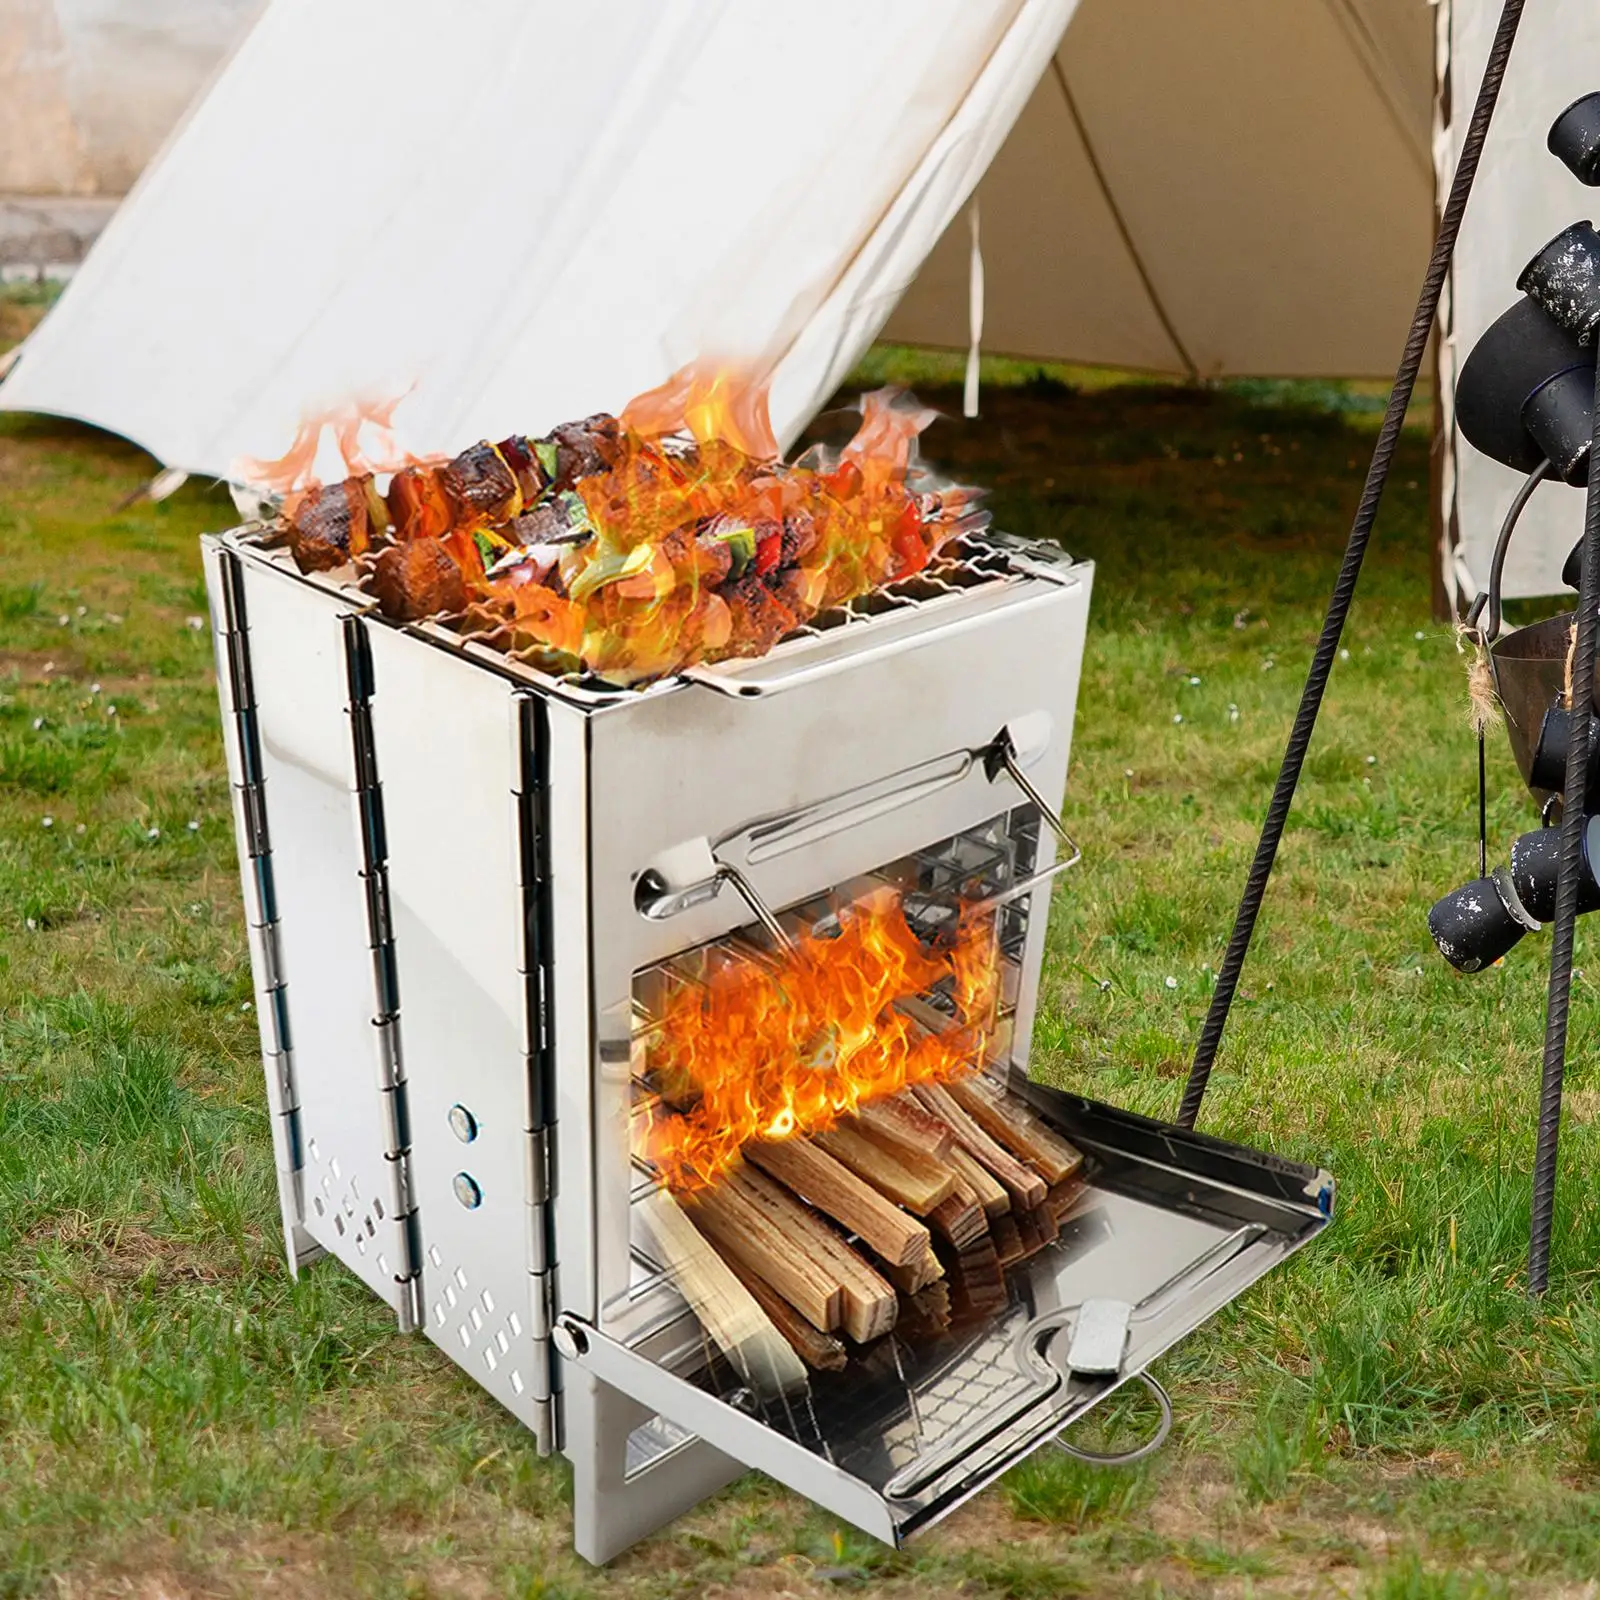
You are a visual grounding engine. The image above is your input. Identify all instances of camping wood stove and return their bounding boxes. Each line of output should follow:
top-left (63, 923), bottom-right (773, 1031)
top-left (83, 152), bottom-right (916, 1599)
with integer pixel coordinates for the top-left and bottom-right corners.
top-left (203, 526), bottom-right (1331, 1564)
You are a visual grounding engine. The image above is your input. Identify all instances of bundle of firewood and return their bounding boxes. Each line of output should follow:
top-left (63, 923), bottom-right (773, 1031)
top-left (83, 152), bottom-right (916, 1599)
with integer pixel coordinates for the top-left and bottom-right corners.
top-left (640, 1072), bottom-right (1084, 1394)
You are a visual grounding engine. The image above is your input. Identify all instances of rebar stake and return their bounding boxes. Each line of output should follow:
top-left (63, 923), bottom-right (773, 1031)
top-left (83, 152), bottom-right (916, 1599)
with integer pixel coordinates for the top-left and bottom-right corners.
top-left (1528, 359), bottom-right (1600, 1295)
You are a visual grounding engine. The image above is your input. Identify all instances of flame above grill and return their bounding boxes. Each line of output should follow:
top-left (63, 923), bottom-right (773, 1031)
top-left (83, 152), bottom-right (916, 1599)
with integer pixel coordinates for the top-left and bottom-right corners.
top-left (245, 363), bottom-right (989, 687)
top-left (640, 887), bottom-right (1001, 1194)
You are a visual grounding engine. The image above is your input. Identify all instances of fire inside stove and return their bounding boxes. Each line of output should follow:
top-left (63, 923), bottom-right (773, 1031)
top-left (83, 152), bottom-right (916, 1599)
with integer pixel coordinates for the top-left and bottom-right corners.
top-left (620, 815), bottom-right (1086, 1419)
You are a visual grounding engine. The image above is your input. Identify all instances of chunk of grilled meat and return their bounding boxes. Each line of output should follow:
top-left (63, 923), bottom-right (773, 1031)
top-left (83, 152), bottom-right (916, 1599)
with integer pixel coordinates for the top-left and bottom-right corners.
top-left (386, 464), bottom-right (457, 542)
top-left (542, 414), bottom-right (623, 491)
top-left (284, 477), bottom-right (380, 572)
top-left (367, 538), bottom-right (469, 621)
top-left (439, 441), bottom-right (520, 527)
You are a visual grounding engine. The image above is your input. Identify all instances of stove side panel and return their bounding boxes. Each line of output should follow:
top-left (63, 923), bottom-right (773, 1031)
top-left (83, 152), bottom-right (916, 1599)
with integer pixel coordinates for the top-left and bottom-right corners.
top-left (233, 557), bottom-right (415, 1315)
top-left (362, 620), bottom-right (555, 1451)
top-left (202, 538), bottom-right (318, 1276)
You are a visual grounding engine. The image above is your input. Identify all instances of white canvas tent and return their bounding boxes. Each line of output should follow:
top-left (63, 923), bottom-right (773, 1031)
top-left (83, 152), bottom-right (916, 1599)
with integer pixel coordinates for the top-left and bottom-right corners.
top-left (1440, 0), bottom-right (1600, 605)
top-left (0, 0), bottom-right (1437, 488)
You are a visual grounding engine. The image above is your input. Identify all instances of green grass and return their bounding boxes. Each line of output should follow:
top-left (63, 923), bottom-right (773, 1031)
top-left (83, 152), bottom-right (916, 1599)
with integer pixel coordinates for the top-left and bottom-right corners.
top-left (2, 327), bottom-right (1598, 1596)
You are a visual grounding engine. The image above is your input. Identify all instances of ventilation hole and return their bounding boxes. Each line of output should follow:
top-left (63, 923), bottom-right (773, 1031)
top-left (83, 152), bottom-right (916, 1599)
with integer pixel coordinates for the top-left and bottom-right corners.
top-left (484, 1347), bottom-right (498, 1372)
top-left (313, 1196), bottom-right (325, 1216)
top-left (308, 1138), bottom-right (320, 1161)
top-left (377, 1254), bottom-right (388, 1276)
top-left (480, 1289), bottom-right (495, 1314)
top-left (320, 1174), bottom-right (332, 1193)
top-left (510, 1370), bottom-right (524, 1395)
top-left (445, 1286), bottom-right (457, 1308)
top-left (331, 1158), bottom-right (342, 1180)
top-left (428, 1246), bottom-right (442, 1268)
top-left (349, 1175), bottom-right (360, 1199)
top-left (458, 1324), bottom-right (471, 1349)
top-left (469, 1307), bottom-right (484, 1332)
top-left (496, 1330), bottom-right (510, 1355)
top-left (454, 1267), bottom-right (468, 1290)
top-left (334, 1214), bottom-right (345, 1236)
top-left (373, 1198), bottom-right (385, 1221)
top-left (343, 1197), bottom-right (355, 1218)
top-left (508, 1312), bottom-right (523, 1338)
top-left (355, 1234), bottom-right (367, 1255)
top-left (434, 1303), bottom-right (445, 1327)
top-left (365, 1216), bottom-right (375, 1237)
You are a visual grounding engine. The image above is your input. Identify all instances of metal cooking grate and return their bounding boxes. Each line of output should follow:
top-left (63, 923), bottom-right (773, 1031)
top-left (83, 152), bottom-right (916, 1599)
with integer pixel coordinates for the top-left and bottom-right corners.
top-left (460, 530), bottom-right (1037, 702)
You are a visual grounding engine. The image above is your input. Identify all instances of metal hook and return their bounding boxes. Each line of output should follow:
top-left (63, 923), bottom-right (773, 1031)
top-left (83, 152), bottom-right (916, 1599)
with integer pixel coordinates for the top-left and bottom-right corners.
top-left (986, 728), bottom-right (1081, 868)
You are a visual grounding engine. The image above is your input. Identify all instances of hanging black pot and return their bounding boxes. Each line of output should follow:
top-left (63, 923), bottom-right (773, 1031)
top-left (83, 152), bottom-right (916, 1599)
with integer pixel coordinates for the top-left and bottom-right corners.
top-left (1549, 91), bottom-right (1600, 186)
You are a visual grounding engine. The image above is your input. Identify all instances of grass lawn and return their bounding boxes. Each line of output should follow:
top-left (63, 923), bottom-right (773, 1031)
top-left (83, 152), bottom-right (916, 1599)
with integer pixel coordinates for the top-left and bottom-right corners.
top-left (5, 290), bottom-right (1600, 1599)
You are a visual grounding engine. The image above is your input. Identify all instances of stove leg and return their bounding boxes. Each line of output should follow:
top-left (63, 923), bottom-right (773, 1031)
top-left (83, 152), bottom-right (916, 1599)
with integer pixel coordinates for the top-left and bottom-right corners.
top-left (565, 1367), bottom-right (747, 1565)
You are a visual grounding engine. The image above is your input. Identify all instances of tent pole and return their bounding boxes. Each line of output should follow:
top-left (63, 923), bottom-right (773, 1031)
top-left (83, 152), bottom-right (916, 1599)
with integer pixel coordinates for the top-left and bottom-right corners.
top-left (1175, 0), bottom-right (1528, 1133)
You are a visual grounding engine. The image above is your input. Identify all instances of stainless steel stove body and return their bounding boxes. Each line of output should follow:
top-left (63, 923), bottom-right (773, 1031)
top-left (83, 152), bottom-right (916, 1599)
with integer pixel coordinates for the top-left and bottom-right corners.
top-left (203, 527), bottom-right (1331, 1564)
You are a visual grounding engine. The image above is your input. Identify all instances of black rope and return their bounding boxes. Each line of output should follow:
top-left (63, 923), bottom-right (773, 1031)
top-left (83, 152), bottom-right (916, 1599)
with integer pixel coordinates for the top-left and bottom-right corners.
top-left (1479, 732), bottom-right (1489, 881)
top-left (1467, 458), bottom-right (1553, 642)
top-left (1465, 459), bottom-right (1551, 882)
top-left (1528, 362), bottom-right (1600, 1295)
top-left (1176, 0), bottom-right (1529, 1131)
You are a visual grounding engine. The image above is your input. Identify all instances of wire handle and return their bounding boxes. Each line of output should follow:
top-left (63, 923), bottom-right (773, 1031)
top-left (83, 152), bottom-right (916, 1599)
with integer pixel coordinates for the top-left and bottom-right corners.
top-left (1052, 1372), bottom-right (1173, 1466)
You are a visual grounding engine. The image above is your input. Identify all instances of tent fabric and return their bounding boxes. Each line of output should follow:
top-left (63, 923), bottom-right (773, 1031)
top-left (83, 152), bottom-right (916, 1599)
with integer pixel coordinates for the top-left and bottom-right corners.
top-left (0, 0), bottom-right (1438, 482)
top-left (0, 0), bottom-right (1078, 482)
top-left (1439, 0), bottom-right (1600, 605)
top-left (883, 0), bottom-right (1436, 378)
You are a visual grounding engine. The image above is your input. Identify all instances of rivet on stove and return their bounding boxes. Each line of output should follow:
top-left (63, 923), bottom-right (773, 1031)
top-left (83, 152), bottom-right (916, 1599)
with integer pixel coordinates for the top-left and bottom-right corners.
top-left (447, 1103), bottom-right (479, 1143)
top-left (453, 1172), bottom-right (483, 1209)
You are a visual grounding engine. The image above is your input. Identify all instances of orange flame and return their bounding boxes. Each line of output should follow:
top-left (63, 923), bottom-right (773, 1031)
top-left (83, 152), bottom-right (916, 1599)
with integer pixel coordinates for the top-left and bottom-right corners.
top-left (253, 362), bottom-right (982, 686)
top-left (498, 366), bottom-right (953, 682)
top-left (233, 390), bottom-right (444, 497)
top-left (621, 360), bottom-right (780, 461)
top-left (640, 888), bottom-right (1000, 1193)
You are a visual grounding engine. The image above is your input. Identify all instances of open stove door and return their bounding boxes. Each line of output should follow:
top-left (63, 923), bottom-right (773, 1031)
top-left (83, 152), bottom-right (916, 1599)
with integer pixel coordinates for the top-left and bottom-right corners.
top-left (560, 1088), bottom-right (1331, 1554)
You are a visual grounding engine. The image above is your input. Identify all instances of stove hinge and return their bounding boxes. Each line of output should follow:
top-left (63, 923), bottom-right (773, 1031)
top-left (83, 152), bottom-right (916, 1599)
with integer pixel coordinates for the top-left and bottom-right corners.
top-left (344, 614), bottom-right (424, 1333)
top-left (517, 691), bottom-right (558, 1450)
top-left (208, 545), bottom-right (319, 1274)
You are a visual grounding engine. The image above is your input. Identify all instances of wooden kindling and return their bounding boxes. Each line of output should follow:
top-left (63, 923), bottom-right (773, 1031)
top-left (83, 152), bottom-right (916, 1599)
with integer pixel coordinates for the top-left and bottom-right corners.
top-left (812, 1121), bottom-right (957, 1216)
top-left (913, 1082), bottom-right (1047, 1211)
top-left (745, 1135), bottom-right (930, 1268)
top-left (697, 1165), bottom-right (898, 1344)
top-left (637, 1190), bottom-right (808, 1395)
top-left (722, 1251), bottom-right (848, 1372)
top-left (942, 1075), bottom-right (1083, 1185)
top-left (681, 1171), bottom-right (846, 1333)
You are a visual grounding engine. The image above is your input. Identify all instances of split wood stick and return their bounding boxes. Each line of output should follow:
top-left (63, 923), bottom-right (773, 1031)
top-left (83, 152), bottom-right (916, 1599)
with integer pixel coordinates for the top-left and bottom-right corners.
top-left (721, 1166), bottom-right (897, 1344)
top-left (682, 1176), bottom-right (843, 1333)
top-left (878, 1240), bottom-right (944, 1295)
top-left (897, 1280), bottom-right (952, 1342)
top-left (813, 1122), bottom-right (956, 1215)
top-left (926, 1176), bottom-right (988, 1249)
top-left (1046, 1176), bottom-right (1089, 1223)
top-left (1013, 1202), bottom-right (1059, 1260)
top-left (913, 1083), bottom-right (1047, 1211)
top-left (990, 1212), bottom-right (1026, 1269)
top-left (721, 1251), bottom-right (847, 1372)
top-left (948, 1145), bottom-right (1009, 1221)
top-left (942, 1077), bottom-right (1084, 1186)
top-left (853, 1092), bottom-right (953, 1161)
top-left (745, 1136), bottom-right (930, 1268)
top-left (638, 1190), bottom-right (808, 1395)
top-left (944, 1236), bottom-right (1007, 1320)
